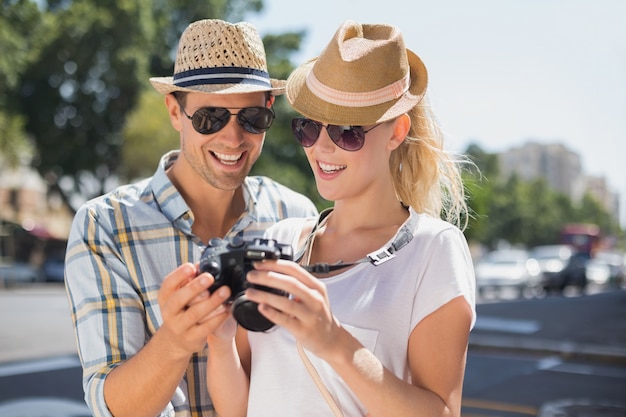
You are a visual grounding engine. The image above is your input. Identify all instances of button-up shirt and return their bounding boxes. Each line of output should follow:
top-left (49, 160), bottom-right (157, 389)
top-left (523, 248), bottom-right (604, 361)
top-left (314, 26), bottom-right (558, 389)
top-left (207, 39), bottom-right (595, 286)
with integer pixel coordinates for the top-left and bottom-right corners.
top-left (65, 151), bottom-right (317, 417)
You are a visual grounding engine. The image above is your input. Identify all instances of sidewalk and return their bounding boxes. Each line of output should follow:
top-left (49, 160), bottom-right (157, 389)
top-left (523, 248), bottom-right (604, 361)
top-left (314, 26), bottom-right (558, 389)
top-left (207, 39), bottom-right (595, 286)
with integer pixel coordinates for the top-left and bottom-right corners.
top-left (0, 283), bottom-right (77, 364)
top-left (470, 289), bottom-right (626, 417)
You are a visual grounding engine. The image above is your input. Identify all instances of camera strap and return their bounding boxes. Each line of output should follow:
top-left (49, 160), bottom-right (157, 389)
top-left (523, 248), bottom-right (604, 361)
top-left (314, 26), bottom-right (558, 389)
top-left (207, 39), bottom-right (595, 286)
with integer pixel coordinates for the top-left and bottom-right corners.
top-left (297, 341), bottom-right (344, 417)
top-left (298, 207), bottom-right (416, 274)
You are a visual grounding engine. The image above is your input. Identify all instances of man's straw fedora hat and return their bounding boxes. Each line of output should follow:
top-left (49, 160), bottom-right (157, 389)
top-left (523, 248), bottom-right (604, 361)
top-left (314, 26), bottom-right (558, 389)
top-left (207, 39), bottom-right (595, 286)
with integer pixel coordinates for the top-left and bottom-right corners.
top-left (150, 19), bottom-right (285, 95)
top-left (286, 20), bottom-right (428, 125)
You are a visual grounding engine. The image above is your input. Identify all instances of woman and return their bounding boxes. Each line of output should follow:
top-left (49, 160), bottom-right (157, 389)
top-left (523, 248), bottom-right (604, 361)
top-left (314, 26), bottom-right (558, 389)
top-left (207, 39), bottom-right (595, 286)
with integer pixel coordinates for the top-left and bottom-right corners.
top-left (206, 20), bottom-right (476, 417)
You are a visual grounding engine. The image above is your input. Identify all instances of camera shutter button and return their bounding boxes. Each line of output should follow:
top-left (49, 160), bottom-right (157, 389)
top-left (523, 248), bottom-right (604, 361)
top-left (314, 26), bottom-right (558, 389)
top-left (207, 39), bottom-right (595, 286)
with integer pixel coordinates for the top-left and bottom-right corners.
top-left (229, 236), bottom-right (245, 248)
top-left (208, 237), bottom-right (223, 247)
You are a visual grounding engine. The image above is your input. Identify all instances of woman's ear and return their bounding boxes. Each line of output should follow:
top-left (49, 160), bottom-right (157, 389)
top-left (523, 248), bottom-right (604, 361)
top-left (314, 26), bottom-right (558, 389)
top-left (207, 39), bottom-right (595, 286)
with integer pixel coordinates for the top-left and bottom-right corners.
top-left (388, 113), bottom-right (411, 150)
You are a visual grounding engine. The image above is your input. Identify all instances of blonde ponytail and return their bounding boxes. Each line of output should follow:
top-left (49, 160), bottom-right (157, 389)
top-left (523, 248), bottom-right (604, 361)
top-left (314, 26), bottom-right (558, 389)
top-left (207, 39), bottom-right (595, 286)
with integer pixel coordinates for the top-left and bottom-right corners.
top-left (389, 99), bottom-right (469, 229)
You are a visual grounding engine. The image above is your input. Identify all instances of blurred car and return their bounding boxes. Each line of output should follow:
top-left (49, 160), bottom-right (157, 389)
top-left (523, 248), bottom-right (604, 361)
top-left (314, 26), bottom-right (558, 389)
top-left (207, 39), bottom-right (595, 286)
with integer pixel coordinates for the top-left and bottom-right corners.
top-left (590, 251), bottom-right (625, 288)
top-left (529, 244), bottom-right (588, 293)
top-left (585, 258), bottom-right (611, 285)
top-left (0, 262), bottom-right (39, 286)
top-left (40, 256), bottom-right (65, 282)
top-left (474, 249), bottom-right (541, 298)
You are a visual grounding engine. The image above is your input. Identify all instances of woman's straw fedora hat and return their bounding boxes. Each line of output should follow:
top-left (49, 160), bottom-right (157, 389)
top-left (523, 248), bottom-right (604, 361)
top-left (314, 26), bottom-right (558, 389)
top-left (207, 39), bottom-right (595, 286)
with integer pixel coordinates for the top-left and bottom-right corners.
top-left (286, 20), bottom-right (428, 125)
top-left (150, 19), bottom-right (285, 95)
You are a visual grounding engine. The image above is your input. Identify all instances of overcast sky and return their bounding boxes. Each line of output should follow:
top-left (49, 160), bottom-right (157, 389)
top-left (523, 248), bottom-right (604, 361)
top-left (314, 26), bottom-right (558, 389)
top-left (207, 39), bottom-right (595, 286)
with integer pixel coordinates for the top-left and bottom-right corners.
top-left (247, 0), bottom-right (626, 224)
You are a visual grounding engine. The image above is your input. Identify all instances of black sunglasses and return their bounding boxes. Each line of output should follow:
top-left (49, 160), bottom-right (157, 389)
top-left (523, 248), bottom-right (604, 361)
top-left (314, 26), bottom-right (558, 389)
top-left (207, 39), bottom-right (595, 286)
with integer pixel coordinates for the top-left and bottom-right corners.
top-left (178, 101), bottom-right (275, 135)
top-left (291, 117), bottom-right (382, 151)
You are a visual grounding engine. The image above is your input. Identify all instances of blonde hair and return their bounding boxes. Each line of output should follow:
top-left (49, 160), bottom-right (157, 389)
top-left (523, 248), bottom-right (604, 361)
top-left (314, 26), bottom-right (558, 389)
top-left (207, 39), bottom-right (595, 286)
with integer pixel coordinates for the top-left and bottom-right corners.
top-left (389, 98), bottom-right (469, 229)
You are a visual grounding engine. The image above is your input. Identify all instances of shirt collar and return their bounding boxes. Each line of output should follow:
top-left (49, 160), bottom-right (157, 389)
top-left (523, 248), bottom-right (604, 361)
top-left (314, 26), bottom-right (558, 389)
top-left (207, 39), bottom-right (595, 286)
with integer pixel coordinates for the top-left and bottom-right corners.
top-left (151, 151), bottom-right (192, 224)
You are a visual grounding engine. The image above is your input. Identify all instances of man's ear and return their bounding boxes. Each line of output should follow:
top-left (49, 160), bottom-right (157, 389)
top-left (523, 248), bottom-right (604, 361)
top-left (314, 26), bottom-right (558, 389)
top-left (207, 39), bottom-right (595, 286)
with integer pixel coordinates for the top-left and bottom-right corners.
top-left (165, 93), bottom-right (184, 132)
top-left (266, 94), bottom-right (276, 107)
top-left (388, 113), bottom-right (411, 150)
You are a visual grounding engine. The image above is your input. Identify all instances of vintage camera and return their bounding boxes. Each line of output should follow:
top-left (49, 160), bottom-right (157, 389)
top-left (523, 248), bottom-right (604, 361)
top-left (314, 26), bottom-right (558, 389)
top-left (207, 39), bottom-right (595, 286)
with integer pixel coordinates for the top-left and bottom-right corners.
top-left (199, 237), bottom-right (293, 332)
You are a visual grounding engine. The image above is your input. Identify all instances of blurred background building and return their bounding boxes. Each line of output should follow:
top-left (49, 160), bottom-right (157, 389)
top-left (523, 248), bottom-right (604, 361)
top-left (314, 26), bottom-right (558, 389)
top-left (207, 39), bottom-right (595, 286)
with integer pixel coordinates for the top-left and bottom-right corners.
top-left (499, 141), bottom-right (620, 223)
top-left (0, 157), bottom-right (73, 281)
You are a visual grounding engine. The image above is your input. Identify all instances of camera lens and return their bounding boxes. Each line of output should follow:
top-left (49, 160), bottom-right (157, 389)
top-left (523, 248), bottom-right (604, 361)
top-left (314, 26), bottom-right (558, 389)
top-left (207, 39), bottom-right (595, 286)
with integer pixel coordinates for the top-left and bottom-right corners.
top-left (231, 296), bottom-right (275, 332)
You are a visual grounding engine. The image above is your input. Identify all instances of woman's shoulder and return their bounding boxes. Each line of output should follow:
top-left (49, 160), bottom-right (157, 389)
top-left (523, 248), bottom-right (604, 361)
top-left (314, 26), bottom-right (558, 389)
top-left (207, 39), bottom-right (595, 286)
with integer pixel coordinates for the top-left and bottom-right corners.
top-left (264, 215), bottom-right (318, 246)
top-left (412, 210), bottom-right (462, 237)
top-left (269, 215), bottom-right (318, 230)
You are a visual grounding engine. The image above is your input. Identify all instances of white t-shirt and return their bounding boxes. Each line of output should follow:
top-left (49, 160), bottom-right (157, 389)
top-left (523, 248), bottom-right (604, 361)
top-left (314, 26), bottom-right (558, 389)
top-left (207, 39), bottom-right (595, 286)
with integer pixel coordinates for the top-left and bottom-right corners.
top-left (247, 209), bottom-right (476, 417)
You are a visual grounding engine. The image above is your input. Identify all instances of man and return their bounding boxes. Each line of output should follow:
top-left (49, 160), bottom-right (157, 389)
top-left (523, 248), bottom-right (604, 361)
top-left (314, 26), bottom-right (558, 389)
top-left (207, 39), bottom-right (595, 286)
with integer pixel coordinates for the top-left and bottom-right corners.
top-left (65, 19), bottom-right (317, 417)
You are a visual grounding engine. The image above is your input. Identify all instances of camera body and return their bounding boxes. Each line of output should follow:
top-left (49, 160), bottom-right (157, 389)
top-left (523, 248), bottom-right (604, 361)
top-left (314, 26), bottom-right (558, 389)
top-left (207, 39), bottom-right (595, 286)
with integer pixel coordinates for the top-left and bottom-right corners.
top-left (199, 237), bottom-right (293, 332)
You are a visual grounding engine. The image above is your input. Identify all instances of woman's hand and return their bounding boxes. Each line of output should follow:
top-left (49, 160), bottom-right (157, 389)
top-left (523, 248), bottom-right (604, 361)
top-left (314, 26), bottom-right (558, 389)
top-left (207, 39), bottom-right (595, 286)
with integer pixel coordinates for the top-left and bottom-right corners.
top-left (245, 260), bottom-right (344, 361)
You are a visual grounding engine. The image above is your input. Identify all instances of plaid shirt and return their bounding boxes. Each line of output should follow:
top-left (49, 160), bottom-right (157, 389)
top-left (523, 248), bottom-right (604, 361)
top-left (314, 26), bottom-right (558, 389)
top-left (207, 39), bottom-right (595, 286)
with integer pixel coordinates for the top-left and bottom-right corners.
top-left (65, 151), bottom-right (317, 417)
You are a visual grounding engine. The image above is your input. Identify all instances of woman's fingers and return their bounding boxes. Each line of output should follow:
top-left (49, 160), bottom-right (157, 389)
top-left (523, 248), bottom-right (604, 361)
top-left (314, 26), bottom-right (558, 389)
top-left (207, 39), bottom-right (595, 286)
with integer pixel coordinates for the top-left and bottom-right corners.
top-left (245, 261), bottom-right (330, 329)
top-left (248, 260), bottom-right (327, 304)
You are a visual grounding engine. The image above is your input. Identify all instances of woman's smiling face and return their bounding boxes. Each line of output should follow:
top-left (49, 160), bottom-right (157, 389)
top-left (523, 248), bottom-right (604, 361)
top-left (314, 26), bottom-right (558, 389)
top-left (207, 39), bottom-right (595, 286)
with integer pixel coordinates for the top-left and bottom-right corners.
top-left (303, 119), bottom-right (403, 202)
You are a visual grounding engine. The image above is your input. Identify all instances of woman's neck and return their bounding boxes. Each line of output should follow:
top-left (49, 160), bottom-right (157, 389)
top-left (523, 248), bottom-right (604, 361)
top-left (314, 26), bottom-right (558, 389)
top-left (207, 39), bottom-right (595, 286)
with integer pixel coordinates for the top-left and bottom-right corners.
top-left (328, 199), bottom-right (409, 236)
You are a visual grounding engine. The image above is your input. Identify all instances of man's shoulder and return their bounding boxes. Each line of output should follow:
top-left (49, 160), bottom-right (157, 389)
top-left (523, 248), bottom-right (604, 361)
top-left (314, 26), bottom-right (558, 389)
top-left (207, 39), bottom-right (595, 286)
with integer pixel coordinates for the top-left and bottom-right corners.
top-left (246, 176), bottom-right (317, 212)
top-left (75, 177), bottom-right (153, 217)
top-left (246, 175), bottom-right (301, 194)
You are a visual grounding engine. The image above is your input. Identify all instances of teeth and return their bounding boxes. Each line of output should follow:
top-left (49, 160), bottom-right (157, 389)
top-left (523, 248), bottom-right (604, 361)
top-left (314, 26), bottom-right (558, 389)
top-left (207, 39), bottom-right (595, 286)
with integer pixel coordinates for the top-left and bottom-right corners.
top-left (319, 162), bottom-right (345, 173)
top-left (214, 152), bottom-right (242, 165)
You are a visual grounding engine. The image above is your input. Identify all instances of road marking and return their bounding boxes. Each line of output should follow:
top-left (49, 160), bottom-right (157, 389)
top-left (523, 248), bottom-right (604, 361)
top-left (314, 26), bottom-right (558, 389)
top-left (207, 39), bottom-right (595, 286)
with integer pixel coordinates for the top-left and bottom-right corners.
top-left (546, 362), bottom-right (626, 379)
top-left (0, 355), bottom-right (80, 377)
top-left (463, 398), bottom-right (538, 416)
top-left (537, 355), bottom-right (563, 370)
top-left (474, 316), bottom-right (541, 334)
top-left (0, 398), bottom-right (90, 416)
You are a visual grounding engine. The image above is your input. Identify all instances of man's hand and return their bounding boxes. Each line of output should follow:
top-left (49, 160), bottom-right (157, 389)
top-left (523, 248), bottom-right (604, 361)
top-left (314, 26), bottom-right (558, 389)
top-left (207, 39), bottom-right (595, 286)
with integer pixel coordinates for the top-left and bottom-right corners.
top-left (157, 262), bottom-right (232, 358)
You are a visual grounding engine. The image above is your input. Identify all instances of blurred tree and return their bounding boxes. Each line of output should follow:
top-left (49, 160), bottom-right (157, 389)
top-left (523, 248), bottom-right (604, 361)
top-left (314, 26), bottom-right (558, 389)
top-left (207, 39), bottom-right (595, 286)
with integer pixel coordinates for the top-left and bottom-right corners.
top-left (463, 142), bottom-right (496, 242)
top-left (17, 0), bottom-right (155, 209)
top-left (573, 193), bottom-right (619, 235)
top-left (13, 0), bottom-right (271, 212)
top-left (0, 0), bottom-right (45, 167)
top-left (119, 88), bottom-right (176, 181)
top-left (465, 142), bottom-right (499, 178)
top-left (463, 143), bottom-right (622, 249)
top-left (515, 178), bottom-right (562, 247)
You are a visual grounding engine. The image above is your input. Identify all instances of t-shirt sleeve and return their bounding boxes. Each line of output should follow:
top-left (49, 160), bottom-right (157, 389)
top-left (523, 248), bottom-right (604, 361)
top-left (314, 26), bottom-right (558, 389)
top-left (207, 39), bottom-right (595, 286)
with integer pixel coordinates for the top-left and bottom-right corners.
top-left (263, 218), bottom-right (308, 251)
top-left (410, 226), bottom-right (476, 331)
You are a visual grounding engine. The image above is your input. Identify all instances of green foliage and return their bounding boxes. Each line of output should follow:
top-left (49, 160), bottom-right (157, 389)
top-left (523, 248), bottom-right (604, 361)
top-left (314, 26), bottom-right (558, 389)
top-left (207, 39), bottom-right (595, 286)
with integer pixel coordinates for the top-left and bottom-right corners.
top-left (262, 31), bottom-right (307, 80)
top-left (0, 112), bottom-right (33, 168)
top-left (0, 0), bottom-right (46, 167)
top-left (16, 0), bottom-right (154, 206)
top-left (120, 87), bottom-right (177, 181)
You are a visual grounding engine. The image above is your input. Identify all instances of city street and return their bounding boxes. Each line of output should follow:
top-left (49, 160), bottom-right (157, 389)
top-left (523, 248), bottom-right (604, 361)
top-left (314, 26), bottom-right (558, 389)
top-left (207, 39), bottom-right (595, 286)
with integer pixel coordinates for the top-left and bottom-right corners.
top-left (0, 283), bottom-right (87, 415)
top-left (1, 283), bottom-right (625, 416)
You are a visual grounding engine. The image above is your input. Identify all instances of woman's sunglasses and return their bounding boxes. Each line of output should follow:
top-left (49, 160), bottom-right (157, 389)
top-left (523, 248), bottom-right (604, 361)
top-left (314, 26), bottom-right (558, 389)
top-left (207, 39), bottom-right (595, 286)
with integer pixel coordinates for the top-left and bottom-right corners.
top-left (291, 117), bottom-right (381, 151)
top-left (178, 101), bottom-right (275, 135)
